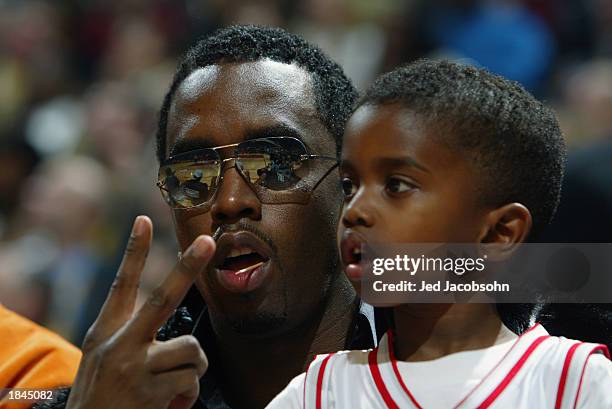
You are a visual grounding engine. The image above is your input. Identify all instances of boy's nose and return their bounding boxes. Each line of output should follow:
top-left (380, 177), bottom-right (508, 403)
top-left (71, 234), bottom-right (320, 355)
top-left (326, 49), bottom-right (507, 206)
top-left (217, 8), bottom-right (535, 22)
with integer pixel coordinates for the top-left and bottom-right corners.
top-left (342, 192), bottom-right (374, 228)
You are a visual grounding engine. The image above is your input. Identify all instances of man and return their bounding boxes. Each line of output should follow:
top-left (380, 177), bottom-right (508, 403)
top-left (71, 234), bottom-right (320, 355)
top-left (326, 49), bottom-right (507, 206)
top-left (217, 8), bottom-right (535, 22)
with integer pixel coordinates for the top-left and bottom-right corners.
top-left (42, 26), bottom-right (382, 409)
top-left (154, 25), bottom-right (375, 409)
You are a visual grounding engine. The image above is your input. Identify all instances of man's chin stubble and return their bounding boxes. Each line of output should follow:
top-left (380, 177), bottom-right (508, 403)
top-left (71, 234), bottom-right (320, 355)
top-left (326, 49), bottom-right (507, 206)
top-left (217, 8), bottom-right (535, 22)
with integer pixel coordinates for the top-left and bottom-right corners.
top-left (228, 311), bottom-right (289, 336)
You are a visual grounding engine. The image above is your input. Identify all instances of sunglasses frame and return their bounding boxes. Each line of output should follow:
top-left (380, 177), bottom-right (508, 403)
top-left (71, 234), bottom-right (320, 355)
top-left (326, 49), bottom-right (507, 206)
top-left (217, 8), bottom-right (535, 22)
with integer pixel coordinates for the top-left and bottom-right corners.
top-left (157, 136), bottom-right (339, 210)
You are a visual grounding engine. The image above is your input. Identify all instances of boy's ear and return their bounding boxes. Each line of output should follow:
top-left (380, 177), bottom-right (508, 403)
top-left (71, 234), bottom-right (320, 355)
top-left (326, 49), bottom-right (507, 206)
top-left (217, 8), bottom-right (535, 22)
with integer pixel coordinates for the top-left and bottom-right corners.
top-left (479, 203), bottom-right (532, 249)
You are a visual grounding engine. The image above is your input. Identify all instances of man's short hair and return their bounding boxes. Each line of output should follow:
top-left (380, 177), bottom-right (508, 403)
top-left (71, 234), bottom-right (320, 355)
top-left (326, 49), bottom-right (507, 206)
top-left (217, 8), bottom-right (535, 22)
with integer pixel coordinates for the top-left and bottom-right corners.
top-left (156, 25), bottom-right (358, 161)
top-left (359, 59), bottom-right (566, 238)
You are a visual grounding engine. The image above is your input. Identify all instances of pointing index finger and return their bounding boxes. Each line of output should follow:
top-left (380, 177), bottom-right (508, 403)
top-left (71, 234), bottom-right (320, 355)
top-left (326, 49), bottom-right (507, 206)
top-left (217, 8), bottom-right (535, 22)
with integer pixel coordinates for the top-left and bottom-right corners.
top-left (130, 235), bottom-right (215, 340)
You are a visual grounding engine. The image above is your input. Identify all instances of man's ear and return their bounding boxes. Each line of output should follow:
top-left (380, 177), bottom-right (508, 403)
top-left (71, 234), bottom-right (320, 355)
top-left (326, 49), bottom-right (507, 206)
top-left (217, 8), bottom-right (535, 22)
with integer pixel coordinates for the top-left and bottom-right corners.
top-left (479, 203), bottom-right (532, 248)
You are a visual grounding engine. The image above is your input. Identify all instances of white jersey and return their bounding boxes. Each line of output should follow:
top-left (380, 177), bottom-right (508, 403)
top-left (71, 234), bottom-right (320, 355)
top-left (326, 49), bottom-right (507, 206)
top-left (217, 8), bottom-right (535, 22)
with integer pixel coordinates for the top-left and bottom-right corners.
top-left (267, 324), bottom-right (611, 409)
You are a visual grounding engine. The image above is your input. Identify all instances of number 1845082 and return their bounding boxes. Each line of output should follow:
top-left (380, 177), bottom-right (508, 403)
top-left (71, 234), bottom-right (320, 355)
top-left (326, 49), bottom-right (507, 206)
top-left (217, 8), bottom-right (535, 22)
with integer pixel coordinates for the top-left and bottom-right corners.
top-left (1, 388), bottom-right (56, 403)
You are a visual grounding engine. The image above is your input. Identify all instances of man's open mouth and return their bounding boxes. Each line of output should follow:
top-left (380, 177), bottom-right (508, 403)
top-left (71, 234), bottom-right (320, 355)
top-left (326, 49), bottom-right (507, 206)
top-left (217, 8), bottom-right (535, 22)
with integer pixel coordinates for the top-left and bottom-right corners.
top-left (213, 231), bottom-right (273, 293)
top-left (221, 247), bottom-right (269, 274)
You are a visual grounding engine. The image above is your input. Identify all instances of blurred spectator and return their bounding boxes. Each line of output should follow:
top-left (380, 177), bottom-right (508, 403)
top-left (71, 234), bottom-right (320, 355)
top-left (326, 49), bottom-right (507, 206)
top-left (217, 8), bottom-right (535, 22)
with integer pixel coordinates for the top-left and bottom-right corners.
top-left (405, 0), bottom-right (555, 93)
top-left (25, 96), bottom-right (85, 157)
top-left (0, 1), bottom-right (73, 131)
top-left (82, 82), bottom-right (149, 174)
top-left (554, 59), bottom-right (612, 145)
top-left (1, 156), bottom-right (108, 339)
top-left (0, 138), bottom-right (39, 236)
top-left (593, 0), bottom-right (612, 56)
top-left (291, 0), bottom-right (391, 90)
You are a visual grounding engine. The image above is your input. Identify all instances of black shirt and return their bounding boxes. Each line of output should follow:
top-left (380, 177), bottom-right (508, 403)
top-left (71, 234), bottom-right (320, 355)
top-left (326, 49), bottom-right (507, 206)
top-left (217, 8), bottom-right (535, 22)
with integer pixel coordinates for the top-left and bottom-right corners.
top-left (192, 301), bottom-right (386, 409)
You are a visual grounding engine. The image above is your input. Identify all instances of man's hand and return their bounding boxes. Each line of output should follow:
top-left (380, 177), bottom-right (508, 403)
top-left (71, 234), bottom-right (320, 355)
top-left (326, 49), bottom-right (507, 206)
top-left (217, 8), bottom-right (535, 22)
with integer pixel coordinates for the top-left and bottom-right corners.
top-left (66, 216), bottom-right (215, 409)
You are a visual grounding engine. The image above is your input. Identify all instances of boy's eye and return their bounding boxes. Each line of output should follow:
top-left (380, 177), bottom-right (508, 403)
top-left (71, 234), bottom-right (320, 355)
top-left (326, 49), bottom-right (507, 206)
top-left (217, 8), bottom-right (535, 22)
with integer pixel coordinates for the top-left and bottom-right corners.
top-left (341, 177), bottom-right (357, 198)
top-left (386, 176), bottom-right (416, 195)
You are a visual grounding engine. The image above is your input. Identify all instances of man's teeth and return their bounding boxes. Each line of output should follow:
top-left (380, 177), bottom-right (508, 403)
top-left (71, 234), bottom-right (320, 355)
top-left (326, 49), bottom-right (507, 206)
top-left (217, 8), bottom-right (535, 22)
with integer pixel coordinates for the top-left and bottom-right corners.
top-left (235, 261), bottom-right (265, 275)
top-left (228, 247), bottom-right (257, 258)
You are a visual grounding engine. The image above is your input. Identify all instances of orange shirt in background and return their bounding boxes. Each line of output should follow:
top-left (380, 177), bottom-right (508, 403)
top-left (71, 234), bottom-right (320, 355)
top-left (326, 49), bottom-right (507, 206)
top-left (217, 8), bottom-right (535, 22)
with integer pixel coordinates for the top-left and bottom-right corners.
top-left (0, 304), bottom-right (81, 409)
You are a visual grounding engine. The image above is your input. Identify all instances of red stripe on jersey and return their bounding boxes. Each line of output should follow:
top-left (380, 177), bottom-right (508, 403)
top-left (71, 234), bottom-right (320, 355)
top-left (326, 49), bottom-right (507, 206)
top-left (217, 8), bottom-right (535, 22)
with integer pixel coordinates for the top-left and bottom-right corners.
top-left (303, 354), bottom-right (318, 409)
top-left (368, 348), bottom-right (400, 409)
top-left (387, 331), bottom-right (424, 409)
top-left (315, 353), bottom-right (334, 409)
top-left (475, 335), bottom-right (550, 409)
top-left (599, 344), bottom-right (611, 359)
top-left (555, 342), bottom-right (581, 409)
top-left (456, 323), bottom-right (544, 408)
top-left (572, 345), bottom-right (610, 409)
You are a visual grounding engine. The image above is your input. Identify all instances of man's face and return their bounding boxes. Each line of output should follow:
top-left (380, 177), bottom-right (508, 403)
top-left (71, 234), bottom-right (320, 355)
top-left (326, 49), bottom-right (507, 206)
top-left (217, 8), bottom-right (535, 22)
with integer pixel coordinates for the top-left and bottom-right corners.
top-left (165, 60), bottom-right (343, 337)
top-left (338, 104), bottom-right (489, 292)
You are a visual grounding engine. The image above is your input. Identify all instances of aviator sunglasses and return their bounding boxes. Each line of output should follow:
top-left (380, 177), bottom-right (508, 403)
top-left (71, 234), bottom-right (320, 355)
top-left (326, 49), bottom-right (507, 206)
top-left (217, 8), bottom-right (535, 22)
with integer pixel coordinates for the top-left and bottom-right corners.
top-left (157, 136), bottom-right (339, 210)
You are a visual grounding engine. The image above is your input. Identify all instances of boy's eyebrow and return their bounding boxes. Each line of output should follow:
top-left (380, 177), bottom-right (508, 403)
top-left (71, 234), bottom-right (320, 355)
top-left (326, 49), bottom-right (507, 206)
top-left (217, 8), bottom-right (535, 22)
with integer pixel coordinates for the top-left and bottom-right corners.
top-left (375, 156), bottom-right (431, 173)
top-left (340, 156), bottom-right (431, 174)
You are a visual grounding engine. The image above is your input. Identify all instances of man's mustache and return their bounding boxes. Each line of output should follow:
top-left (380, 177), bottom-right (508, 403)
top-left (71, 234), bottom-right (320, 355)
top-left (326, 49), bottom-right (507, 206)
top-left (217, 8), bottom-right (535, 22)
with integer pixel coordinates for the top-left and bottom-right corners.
top-left (212, 221), bottom-right (278, 255)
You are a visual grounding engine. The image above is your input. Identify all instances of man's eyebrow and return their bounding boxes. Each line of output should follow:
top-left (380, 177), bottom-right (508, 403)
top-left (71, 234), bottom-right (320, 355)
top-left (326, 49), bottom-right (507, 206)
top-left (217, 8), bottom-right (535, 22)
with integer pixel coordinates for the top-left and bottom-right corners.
top-left (168, 124), bottom-right (306, 158)
top-left (375, 156), bottom-right (431, 173)
top-left (169, 138), bottom-right (213, 157)
top-left (244, 124), bottom-right (304, 143)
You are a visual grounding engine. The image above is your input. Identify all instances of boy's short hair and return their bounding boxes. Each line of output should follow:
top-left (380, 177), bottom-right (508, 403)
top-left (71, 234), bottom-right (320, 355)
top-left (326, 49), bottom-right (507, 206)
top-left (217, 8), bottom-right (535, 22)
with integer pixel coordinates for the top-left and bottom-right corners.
top-left (359, 60), bottom-right (566, 238)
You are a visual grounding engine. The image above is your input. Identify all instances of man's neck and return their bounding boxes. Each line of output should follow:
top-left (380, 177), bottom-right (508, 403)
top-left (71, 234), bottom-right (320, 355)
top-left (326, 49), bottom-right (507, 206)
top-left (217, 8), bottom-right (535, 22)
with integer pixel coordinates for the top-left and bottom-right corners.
top-left (210, 275), bottom-right (357, 409)
top-left (392, 303), bottom-right (517, 362)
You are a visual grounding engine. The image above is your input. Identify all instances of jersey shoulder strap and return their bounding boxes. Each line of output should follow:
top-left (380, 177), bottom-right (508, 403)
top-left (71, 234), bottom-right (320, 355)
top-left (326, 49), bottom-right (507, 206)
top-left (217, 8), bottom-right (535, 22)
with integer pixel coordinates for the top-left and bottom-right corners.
top-left (302, 349), bottom-right (371, 409)
top-left (554, 338), bottom-right (610, 409)
top-left (303, 353), bottom-right (336, 409)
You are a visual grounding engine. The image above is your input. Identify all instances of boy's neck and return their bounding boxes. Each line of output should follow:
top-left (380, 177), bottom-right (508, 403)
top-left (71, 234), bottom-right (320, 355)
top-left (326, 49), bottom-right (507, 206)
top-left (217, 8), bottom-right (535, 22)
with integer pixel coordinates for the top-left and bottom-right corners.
top-left (392, 303), bottom-right (517, 362)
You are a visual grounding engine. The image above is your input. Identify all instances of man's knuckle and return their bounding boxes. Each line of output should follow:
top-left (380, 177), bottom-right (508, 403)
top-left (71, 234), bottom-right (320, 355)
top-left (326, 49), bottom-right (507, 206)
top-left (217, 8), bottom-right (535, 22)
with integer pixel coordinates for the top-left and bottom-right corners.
top-left (110, 274), bottom-right (133, 291)
top-left (147, 288), bottom-right (169, 308)
top-left (178, 256), bottom-right (198, 274)
top-left (179, 368), bottom-right (200, 389)
top-left (82, 329), bottom-right (98, 352)
top-left (180, 335), bottom-right (201, 353)
top-left (124, 235), bottom-right (141, 256)
top-left (101, 339), bottom-right (122, 359)
top-left (189, 368), bottom-right (200, 387)
top-left (110, 350), bottom-right (140, 376)
top-left (91, 342), bottom-right (113, 370)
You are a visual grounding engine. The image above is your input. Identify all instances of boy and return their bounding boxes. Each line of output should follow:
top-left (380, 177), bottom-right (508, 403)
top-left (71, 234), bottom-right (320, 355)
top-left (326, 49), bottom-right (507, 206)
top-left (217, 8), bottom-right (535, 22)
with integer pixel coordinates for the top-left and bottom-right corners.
top-left (267, 60), bottom-right (612, 408)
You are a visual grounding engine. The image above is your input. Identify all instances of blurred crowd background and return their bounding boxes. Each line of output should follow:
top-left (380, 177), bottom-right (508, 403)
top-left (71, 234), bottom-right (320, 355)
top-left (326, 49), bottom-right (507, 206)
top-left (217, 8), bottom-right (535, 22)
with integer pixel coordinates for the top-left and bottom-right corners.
top-left (1, 0), bottom-right (611, 345)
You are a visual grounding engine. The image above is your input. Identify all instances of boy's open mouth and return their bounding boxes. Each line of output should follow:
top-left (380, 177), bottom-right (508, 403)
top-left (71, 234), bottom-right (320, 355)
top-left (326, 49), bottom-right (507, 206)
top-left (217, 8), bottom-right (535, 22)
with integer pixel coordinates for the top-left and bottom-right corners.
top-left (340, 230), bottom-right (366, 282)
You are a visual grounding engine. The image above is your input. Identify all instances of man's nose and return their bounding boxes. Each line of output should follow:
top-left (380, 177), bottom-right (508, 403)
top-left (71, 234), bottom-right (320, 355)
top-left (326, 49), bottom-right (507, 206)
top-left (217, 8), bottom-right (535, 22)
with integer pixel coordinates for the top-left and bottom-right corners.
top-left (210, 164), bottom-right (262, 225)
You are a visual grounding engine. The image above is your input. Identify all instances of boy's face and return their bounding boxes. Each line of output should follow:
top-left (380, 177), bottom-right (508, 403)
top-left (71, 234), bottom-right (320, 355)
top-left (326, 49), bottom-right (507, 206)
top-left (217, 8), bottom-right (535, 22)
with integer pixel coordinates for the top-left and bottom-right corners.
top-left (338, 103), bottom-right (489, 285)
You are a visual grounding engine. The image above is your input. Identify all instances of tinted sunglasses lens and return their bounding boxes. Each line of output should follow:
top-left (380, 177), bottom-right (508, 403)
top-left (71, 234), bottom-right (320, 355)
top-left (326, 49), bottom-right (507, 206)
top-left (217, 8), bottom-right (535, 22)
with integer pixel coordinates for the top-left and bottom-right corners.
top-left (159, 151), bottom-right (220, 208)
top-left (236, 138), bottom-right (306, 191)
